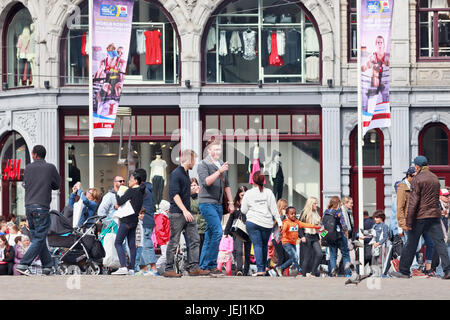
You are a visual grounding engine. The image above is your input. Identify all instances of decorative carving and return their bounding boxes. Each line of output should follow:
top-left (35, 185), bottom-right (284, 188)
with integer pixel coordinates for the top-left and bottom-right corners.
top-left (184, 0), bottom-right (197, 14)
top-left (14, 112), bottom-right (38, 144)
top-left (323, 0), bottom-right (334, 9)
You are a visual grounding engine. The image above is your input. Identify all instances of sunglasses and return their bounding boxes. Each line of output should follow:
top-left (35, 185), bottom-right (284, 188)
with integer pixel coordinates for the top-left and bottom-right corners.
top-left (116, 180), bottom-right (125, 183)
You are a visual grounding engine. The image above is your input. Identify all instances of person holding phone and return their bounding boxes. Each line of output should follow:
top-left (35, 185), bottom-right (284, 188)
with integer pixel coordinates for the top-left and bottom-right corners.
top-left (197, 138), bottom-right (234, 274)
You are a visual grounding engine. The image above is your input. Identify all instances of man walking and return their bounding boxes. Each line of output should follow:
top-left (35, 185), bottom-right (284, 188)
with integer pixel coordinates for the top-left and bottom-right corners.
top-left (16, 145), bottom-right (61, 276)
top-left (163, 149), bottom-right (210, 277)
top-left (392, 156), bottom-right (450, 279)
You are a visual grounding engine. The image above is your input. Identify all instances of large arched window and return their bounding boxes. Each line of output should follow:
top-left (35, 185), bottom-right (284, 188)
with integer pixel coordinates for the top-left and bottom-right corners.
top-left (419, 123), bottom-right (450, 186)
top-left (2, 4), bottom-right (34, 89)
top-left (202, 0), bottom-right (321, 84)
top-left (61, 0), bottom-right (179, 85)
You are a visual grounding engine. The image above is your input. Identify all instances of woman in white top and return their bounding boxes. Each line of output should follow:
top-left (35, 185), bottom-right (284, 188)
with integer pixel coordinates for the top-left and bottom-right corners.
top-left (241, 171), bottom-right (282, 276)
top-left (299, 197), bottom-right (322, 277)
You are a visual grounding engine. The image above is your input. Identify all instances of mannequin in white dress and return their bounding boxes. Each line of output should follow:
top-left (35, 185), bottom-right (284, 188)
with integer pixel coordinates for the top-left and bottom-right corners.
top-left (150, 153), bottom-right (167, 206)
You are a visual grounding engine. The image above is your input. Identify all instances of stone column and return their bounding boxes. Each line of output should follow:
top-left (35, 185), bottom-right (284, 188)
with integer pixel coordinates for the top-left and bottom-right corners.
top-left (390, 92), bottom-right (410, 185)
top-left (321, 90), bottom-right (342, 206)
top-left (180, 92), bottom-right (201, 178)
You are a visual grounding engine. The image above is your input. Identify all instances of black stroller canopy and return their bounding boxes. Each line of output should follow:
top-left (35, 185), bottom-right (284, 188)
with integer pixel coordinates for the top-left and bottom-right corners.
top-left (48, 208), bottom-right (73, 236)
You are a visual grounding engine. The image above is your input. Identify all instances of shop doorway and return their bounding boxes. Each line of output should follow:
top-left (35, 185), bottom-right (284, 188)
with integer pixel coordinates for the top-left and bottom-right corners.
top-left (0, 131), bottom-right (30, 221)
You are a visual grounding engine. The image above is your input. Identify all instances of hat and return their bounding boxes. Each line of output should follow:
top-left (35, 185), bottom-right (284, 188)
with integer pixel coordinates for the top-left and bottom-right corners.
top-left (158, 200), bottom-right (170, 212)
top-left (440, 188), bottom-right (450, 196)
top-left (404, 167), bottom-right (416, 177)
top-left (413, 156), bottom-right (428, 167)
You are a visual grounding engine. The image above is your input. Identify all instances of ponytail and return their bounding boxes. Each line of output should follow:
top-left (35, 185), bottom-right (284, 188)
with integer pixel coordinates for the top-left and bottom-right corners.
top-left (252, 171), bottom-right (265, 192)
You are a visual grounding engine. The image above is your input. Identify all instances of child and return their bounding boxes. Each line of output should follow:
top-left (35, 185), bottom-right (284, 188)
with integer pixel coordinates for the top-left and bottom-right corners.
top-left (276, 206), bottom-right (321, 276)
top-left (217, 235), bottom-right (234, 276)
top-left (361, 210), bottom-right (389, 275)
top-left (154, 200), bottom-right (171, 275)
top-left (135, 208), bottom-right (145, 274)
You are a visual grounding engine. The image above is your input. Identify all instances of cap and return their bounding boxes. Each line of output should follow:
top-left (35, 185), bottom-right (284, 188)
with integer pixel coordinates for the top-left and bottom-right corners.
top-left (413, 156), bottom-right (428, 167)
top-left (159, 200), bottom-right (170, 212)
top-left (404, 167), bottom-right (416, 177)
top-left (440, 188), bottom-right (450, 196)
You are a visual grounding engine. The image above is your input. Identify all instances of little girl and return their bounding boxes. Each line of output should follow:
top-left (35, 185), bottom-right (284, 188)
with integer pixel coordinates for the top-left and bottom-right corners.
top-left (217, 235), bottom-right (234, 276)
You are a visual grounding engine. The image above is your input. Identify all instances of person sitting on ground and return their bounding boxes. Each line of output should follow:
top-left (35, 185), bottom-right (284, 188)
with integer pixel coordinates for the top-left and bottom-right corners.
top-left (0, 234), bottom-right (14, 275)
top-left (13, 236), bottom-right (31, 276)
top-left (6, 224), bottom-right (21, 246)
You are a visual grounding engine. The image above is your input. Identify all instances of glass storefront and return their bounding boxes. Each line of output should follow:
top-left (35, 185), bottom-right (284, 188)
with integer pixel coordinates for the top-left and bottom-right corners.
top-left (61, 110), bottom-right (180, 206)
top-left (204, 0), bottom-right (320, 84)
top-left (63, 0), bottom-right (179, 85)
top-left (202, 110), bottom-right (321, 210)
top-left (5, 6), bottom-right (34, 88)
top-left (0, 131), bottom-right (30, 220)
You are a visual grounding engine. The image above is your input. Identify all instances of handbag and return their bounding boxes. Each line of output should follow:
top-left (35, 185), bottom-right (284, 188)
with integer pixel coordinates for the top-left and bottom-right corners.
top-left (230, 212), bottom-right (250, 242)
top-left (72, 197), bottom-right (84, 228)
top-left (113, 200), bottom-right (135, 219)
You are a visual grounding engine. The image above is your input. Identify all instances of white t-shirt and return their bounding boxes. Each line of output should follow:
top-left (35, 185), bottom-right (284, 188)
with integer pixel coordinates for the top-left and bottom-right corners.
top-left (241, 187), bottom-right (282, 229)
top-left (150, 159), bottom-right (167, 178)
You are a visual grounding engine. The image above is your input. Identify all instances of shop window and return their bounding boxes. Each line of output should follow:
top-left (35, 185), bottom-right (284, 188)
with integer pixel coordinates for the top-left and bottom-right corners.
top-left (421, 123), bottom-right (449, 165)
top-left (348, 0), bottom-right (357, 61)
top-left (418, 0), bottom-right (450, 59)
top-left (352, 129), bottom-right (383, 166)
top-left (63, 0), bottom-right (179, 85)
top-left (204, 0), bottom-right (320, 84)
top-left (4, 6), bottom-right (34, 88)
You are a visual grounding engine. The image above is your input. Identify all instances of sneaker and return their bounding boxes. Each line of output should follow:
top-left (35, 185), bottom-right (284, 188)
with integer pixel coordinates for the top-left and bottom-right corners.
top-left (411, 269), bottom-right (427, 278)
top-left (136, 270), bottom-right (146, 276)
top-left (306, 273), bottom-right (314, 278)
top-left (251, 272), bottom-right (265, 277)
top-left (391, 258), bottom-right (400, 272)
top-left (16, 267), bottom-right (31, 276)
top-left (425, 270), bottom-right (437, 278)
top-left (390, 271), bottom-right (411, 279)
top-left (111, 267), bottom-right (128, 275)
top-left (275, 267), bottom-right (283, 277)
top-left (127, 269), bottom-right (135, 276)
top-left (188, 268), bottom-right (211, 276)
top-left (163, 270), bottom-right (182, 278)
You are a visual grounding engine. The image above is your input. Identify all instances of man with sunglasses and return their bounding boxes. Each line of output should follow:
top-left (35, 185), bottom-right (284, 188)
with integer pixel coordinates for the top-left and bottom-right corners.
top-left (97, 176), bottom-right (126, 223)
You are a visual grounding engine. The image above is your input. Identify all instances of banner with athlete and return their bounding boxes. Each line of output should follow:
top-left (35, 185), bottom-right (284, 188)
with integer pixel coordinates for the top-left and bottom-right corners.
top-left (92, 0), bottom-right (134, 137)
top-left (360, 0), bottom-right (394, 136)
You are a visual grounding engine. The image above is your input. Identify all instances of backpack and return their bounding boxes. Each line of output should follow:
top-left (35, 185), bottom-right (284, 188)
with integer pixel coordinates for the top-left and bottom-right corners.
top-left (321, 211), bottom-right (338, 246)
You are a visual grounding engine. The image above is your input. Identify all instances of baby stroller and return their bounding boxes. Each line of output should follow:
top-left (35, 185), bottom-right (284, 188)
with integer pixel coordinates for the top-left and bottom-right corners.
top-left (48, 208), bottom-right (106, 275)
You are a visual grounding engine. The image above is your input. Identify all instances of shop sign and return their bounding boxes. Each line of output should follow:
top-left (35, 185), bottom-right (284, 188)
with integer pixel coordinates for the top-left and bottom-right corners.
top-left (2, 159), bottom-right (21, 180)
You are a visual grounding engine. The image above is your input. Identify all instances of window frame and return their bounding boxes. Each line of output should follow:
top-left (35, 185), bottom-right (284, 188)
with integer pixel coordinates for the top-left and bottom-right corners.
top-left (416, 1), bottom-right (450, 61)
top-left (348, 0), bottom-right (357, 63)
top-left (2, 3), bottom-right (34, 90)
top-left (419, 122), bottom-right (450, 168)
top-left (59, 0), bottom-right (182, 87)
top-left (200, 0), bottom-right (322, 85)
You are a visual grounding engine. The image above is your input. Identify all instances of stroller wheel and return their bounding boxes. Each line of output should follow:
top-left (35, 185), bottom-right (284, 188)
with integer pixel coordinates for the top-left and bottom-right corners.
top-left (86, 263), bottom-right (101, 275)
top-left (67, 265), bottom-right (82, 275)
top-left (58, 264), bottom-right (68, 275)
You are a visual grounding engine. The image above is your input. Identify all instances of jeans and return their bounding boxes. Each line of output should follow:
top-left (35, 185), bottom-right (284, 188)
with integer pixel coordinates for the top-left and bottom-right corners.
top-left (246, 221), bottom-right (272, 273)
top-left (422, 232), bottom-right (435, 264)
top-left (140, 227), bottom-right (157, 266)
top-left (165, 212), bottom-right (201, 272)
top-left (114, 222), bottom-right (137, 269)
top-left (302, 234), bottom-right (322, 276)
top-left (436, 244), bottom-right (450, 277)
top-left (134, 246), bottom-right (143, 272)
top-left (18, 205), bottom-right (53, 269)
top-left (328, 233), bottom-right (351, 276)
top-left (399, 218), bottom-right (450, 275)
top-left (199, 203), bottom-right (223, 270)
top-left (279, 243), bottom-right (300, 271)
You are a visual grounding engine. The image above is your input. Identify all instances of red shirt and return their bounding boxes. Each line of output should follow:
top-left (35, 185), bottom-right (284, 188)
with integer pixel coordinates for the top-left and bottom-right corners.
top-left (144, 30), bottom-right (162, 65)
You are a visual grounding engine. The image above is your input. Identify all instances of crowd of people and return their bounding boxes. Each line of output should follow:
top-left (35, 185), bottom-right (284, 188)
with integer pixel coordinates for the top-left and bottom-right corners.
top-left (1, 143), bottom-right (449, 280)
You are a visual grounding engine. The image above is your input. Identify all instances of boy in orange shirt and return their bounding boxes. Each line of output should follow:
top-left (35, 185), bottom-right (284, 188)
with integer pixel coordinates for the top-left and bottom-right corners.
top-left (276, 206), bottom-right (321, 276)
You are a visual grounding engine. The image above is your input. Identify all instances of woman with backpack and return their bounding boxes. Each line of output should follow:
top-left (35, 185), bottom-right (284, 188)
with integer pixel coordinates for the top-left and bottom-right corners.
top-left (322, 196), bottom-right (351, 277)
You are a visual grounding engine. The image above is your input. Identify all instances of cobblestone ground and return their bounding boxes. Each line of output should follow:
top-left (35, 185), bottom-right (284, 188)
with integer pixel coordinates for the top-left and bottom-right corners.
top-left (1, 275), bottom-right (449, 300)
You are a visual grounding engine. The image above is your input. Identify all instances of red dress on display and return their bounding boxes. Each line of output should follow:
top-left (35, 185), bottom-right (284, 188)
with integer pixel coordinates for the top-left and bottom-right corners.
top-left (144, 30), bottom-right (162, 65)
top-left (269, 31), bottom-right (284, 67)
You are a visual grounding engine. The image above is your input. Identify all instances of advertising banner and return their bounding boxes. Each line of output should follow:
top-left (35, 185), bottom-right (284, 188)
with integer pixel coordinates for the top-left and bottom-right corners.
top-left (360, 0), bottom-right (394, 135)
top-left (92, 0), bottom-right (134, 137)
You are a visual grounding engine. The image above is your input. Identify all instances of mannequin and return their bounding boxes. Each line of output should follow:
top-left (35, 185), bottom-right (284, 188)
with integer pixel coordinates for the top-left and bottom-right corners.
top-left (268, 150), bottom-right (284, 201)
top-left (150, 151), bottom-right (167, 206)
top-left (248, 141), bottom-right (266, 184)
top-left (27, 23), bottom-right (35, 85)
top-left (16, 26), bottom-right (32, 86)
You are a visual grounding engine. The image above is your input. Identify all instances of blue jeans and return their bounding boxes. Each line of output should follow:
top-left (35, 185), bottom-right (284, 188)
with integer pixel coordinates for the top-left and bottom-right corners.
top-left (423, 232), bottom-right (435, 264)
top-left (279, 243), bottom-right (300, 271)
top-left (114, 222), bottom-right (137, 269)
top-left (199, 203), bottom-right (223, 270)
top-left (18, 205), bottom-right (53, 269)
top-left (140, 227), bottom-right (157, 266)
top-left (328, 233), bottom-right (351, 276)
top-left (135, 247), bottom-right (143, 272)
top-left (246, 221), bottom-right (272, 273)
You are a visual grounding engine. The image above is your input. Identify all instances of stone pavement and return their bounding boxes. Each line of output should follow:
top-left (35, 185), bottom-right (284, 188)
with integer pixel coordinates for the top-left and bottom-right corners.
top-left (1, 275), bottom-right (449, 300)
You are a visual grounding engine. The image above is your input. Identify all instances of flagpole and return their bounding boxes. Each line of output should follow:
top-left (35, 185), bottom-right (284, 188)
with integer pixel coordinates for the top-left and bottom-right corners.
top-left (88, 0), bottom-right (94, 188)
top-left (357, 0), bottom-right (365, 274)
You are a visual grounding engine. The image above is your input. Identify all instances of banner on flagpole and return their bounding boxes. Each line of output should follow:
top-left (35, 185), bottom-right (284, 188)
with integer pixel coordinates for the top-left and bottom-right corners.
top-left (92, 0), bottom-right (134, 137)
top-left (360, 0), bottom-right (394, 136)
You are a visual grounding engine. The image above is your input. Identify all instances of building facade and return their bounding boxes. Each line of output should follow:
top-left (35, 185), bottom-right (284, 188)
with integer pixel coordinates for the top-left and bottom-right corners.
top-left (0, 0), bottom-right (449, 225)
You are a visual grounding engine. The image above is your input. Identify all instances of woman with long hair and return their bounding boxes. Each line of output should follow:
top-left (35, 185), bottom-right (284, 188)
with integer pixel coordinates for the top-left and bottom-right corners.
top-left (299, 197), bottom-right (323, 277)
top-left (69, 182), bottom-right (101, 228)
top-left (323, 196), bottom-right (351, 277)
top-left (0, 234), bottom-right (14, 275)
top-left (224, 185), bottom-right (252, 275)
top-left (241, 171), bottom-right (282, 276)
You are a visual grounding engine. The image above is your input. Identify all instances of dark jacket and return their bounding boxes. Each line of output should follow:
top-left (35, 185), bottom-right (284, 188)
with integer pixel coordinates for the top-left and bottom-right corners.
top-left (169, 165), bottom-right (191, 214)
top-left (116, 184), bottom-right (146, 225)
top-left (142, 182), bottom-right (155, 229)
top-left (23, 159), bottom-right (60, 208)
top-left (406, 166), bottom-right (441, 228)
top-left (224, 209), bottom-right (246, 236)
